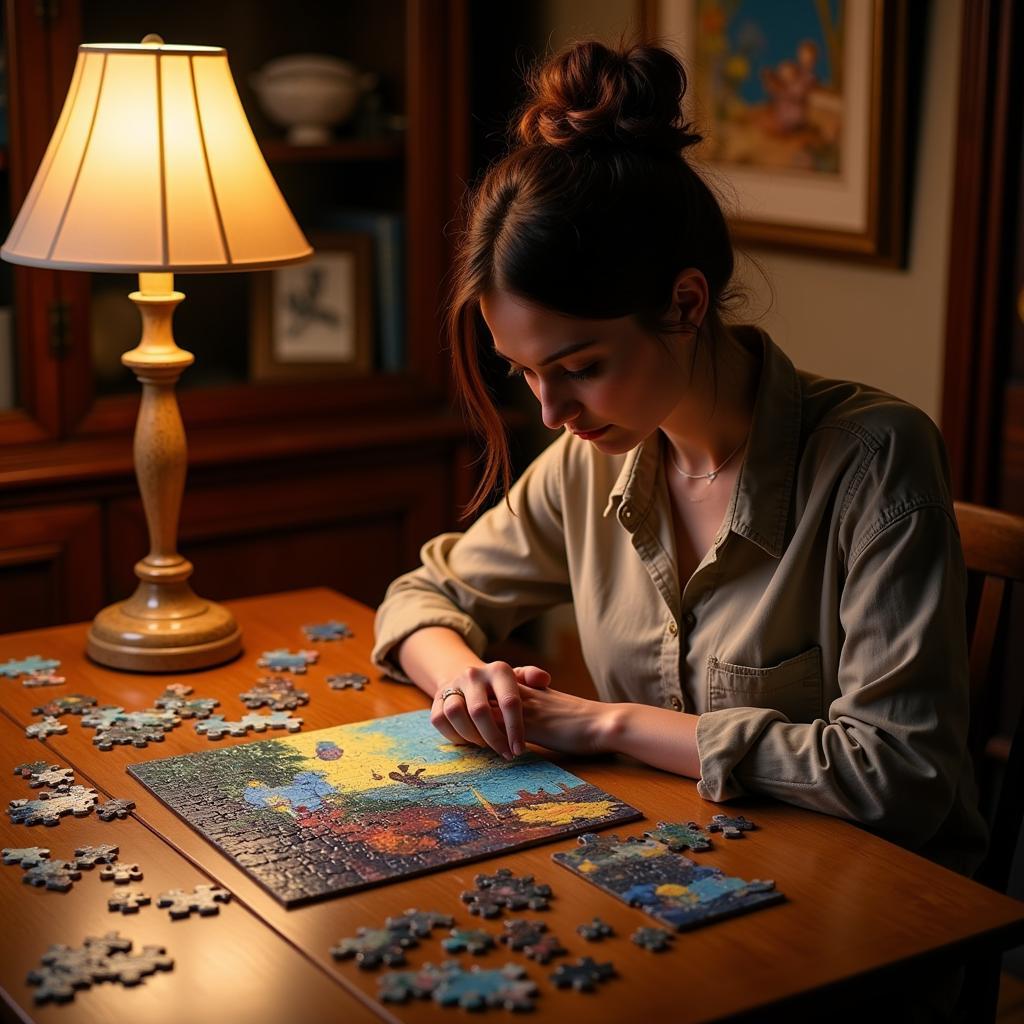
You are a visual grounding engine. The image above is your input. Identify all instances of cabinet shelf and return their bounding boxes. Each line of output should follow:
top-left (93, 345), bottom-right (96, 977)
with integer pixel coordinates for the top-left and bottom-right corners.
top-left (258, 135), bottom-right (404, 164)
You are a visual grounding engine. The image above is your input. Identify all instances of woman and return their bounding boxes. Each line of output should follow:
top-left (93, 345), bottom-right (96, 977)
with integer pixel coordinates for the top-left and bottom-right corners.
top-left (372, 40), bottom-right (986, 876)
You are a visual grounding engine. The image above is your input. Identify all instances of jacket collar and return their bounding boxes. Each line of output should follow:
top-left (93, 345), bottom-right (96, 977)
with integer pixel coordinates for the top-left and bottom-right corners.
top-left (604, 326), bottom-right (802, 558)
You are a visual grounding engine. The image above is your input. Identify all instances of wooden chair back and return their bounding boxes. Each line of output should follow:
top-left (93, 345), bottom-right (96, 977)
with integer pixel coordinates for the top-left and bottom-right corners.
top-left (955, 500), bottom-right (1024, 891)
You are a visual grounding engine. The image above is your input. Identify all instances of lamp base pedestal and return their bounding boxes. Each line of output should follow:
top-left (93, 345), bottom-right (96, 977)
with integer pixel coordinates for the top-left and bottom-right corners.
top-left (86, 576), bottom-right (242, 673)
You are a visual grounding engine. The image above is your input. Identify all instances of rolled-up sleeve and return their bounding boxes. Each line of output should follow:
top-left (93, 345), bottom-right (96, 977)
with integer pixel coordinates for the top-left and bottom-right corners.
top-left (372, 433), bottom-right (573, 681)
top-left (695, 502), bottom-right (971, 848)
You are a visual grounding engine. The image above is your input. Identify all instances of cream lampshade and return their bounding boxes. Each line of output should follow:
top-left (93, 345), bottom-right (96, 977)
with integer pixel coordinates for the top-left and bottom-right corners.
top-left (2, 36), bottom-right (313, 671)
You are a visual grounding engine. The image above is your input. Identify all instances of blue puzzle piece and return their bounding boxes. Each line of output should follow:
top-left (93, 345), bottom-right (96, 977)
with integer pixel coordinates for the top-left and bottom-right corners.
top-left (432, 962), bottom-right (538, 1011)
top-left (256, 649), bottom-right (318, 674)
top-left (302, 620), bottom-right (353, 642)
top-left (0, 656), bottom-right (61, 679)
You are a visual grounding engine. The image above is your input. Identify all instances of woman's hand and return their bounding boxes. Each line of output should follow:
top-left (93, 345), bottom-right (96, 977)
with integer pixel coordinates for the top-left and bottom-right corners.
top-left (518, 684), bottom-right (613, 756)
top-left (431, 660), bottom-right (550, 760)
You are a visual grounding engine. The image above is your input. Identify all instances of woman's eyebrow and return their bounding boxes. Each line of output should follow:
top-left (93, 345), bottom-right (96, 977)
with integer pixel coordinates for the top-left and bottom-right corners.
top-left (492, 339), bottom-right (598, 366)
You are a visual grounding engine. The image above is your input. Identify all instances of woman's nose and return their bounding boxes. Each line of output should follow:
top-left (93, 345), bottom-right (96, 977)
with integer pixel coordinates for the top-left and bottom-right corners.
top-left (537, 379), bottom-right (580, 431)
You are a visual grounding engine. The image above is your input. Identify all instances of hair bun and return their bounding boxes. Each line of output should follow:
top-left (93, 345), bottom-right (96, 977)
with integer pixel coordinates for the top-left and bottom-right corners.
top-left (515, 40), bottom-right (703, 157)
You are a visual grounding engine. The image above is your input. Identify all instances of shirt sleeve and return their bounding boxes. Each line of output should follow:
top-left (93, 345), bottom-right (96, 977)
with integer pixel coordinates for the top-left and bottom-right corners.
top-left (695, 501), bottom-right (972, 849)
top-left (372, 432), bottom-right (574, 681)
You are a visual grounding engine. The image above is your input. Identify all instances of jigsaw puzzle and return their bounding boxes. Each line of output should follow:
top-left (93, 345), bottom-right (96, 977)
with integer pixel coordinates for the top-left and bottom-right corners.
top-left (256, 649), bottom-right (318, 674)
top-left (107, 890), bottom-right (151, 914)
top-left (1, 655), bottom-right (60, 678)
top-left (327, 673), bottom-right (370, 691)
top-left (550, 956), bottom-right (616, 990)
top-left (3, 846), bottom-right (51, 867)
top-left (26, 932), bottom-right (172, 1003)
top-left (23, 859), bottom-right (82, 891)
top-left (643, 820), bottom-right (713, 852)
top-left (96, 798), bottom-right (135, 821)
top-left (302, 620), bottom-right (353, 642)
top-left (239, 677), bottom-right (309, 710)
top-left (552, 833), bottom-right (783, 931)
top-left (9, 786), bottom-right (99, 826)
top-left (25, 717), bottom-right (67, 740)
top-left (156, 884), bottom-right (231, 919)
top-left (128, 709), bottom-right (641, 906)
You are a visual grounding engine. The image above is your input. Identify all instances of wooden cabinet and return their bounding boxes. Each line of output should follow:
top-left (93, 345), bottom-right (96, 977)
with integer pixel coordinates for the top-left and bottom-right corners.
top-left (0, 0), bottom-right (472, 632)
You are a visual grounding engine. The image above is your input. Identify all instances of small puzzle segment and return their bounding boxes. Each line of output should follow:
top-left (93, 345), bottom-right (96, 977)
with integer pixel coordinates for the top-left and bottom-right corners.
top-left (432, 962), bottom-right (538, 1012)
top-left (631, 926), bottom-right (674, 952)
top-left (3, 846), bottom-right (51, 867)
top-left (9, 786), bottom-right (99, 826)
top-left (550, 956), bottom-right (616, 991)
top-left (331, 926), bottom-right (418, 969)
top-left (576, 917), bottom-right (614, 941)
top-left (73, 843), bottom-right (119, 868)
top-left (1, 655), bottom-right (60, 679)
top-left (107, 890), bottom-right (152, 914)
top-left (302, 620), bottom-right (353, 642)
top-left (643, 820), bottom-right (713, 852)
top-left (706, 814), bottom-right (757, 839)
top-left (461, 867), bottom-right (553, 918)
top-left (22, 859), bottom-right (82, 891)
top-left (256, 649), bottom-right (319, 674)
top-left (442, 928), bottom-right (496, 955)
top-left (100, 863), bottom-right (143, 884)
top-left (25, 717), bottom-right (67, 740)
top-left (96, 798), bottom-right (135, 822)
top-left (384, 908), bottom-right (454, 937)
top-left (238, 676), bottom-right (309, 711)
top-left (156, 884), bottom-right (231, 919)
top-left (377, 962), bottom-right (452, 1003)
top-left (327, 673), bottom-right (370, 691)
top-left (31, 695), bottom-right (97, 717)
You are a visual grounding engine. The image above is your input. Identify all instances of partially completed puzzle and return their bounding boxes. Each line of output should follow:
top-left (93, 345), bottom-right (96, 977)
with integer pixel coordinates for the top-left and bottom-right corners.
top-left (128, 709), bottom-right (641, 906)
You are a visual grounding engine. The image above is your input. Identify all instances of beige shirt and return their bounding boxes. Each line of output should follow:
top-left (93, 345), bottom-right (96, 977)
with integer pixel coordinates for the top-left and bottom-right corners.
top-left (373, 327), bottom-right (988, 875)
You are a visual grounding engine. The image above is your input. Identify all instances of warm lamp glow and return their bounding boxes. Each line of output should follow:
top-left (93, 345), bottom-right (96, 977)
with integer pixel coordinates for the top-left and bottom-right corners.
top-left (2, 41), bottom-right (311, 273)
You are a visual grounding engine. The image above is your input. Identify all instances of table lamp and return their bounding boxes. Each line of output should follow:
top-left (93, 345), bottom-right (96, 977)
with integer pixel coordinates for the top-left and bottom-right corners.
top-left (1, 36), bottom-right (312, 672)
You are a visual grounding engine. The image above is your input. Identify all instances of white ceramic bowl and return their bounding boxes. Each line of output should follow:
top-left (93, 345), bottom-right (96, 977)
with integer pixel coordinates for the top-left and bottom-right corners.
top-left (250, 54), bottom-right (378, 145)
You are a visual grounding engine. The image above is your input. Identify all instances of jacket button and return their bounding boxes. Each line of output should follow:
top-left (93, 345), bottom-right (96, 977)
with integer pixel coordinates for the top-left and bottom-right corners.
top-left (683, 612), bottom-right (696, 629)
top-left (668, 621), bottom-right (678, 636)
top-left (669, 696), bottom-right (682, 711)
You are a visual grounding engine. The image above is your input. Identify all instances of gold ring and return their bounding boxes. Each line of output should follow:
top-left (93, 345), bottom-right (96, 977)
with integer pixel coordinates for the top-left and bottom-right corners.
top-left (438, 686), bottom-right (466, 704)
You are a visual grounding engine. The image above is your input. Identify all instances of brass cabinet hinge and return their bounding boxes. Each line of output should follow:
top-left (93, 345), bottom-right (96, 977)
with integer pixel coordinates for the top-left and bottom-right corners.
top-left (48, 299), bottom-right (71, 360)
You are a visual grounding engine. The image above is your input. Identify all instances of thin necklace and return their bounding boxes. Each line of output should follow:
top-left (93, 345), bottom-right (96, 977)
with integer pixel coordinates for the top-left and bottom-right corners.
top-left (666, 434), bottom-right (747, 484)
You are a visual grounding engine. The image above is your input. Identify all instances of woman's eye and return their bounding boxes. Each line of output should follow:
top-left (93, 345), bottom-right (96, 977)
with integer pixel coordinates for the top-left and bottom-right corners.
top-left (565, 363), bottom-right (600, 381)
top-left (505, 364), bottom-right (527, 379)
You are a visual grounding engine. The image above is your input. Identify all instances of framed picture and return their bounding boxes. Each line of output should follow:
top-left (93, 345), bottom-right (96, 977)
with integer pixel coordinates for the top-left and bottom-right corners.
top-left (650, 0), bottom-right (913, 265)
top-left (250, 232), bottom-right (374, 381)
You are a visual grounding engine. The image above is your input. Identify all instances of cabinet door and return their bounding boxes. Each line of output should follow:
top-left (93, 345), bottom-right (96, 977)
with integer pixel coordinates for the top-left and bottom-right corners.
top-left (105, 451), bottom-right (455, 609)
top-left (0, 504), bottom-right (104, 631)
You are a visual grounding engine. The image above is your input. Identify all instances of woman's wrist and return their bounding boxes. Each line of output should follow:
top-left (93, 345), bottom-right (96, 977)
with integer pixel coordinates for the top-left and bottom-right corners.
top-left (591, 701), bottom-right (628, 753)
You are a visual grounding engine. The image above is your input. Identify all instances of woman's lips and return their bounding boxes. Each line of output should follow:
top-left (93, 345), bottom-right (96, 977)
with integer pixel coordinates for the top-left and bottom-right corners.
top-left (571, 425), bottom-right (611, 441)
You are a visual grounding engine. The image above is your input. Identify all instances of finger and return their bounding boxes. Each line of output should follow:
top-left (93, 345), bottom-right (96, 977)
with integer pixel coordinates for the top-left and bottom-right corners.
top-left (514, 665), bottom-right (551, 689)
top-left (430, 698), bottom-right (469, 747)
top-left (465, 666), bottom-right (515, 759)
top-left (440, 684), bottom-right (490, 749)
top-left (487, 663), bottom-right (526, 758)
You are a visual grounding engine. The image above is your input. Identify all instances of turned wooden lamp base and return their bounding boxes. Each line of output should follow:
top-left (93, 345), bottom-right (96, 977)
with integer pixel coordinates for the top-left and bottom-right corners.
top-left (87, 561), bottom-right (242, 672)
top-left (85, 275), bottom-right (243, 673)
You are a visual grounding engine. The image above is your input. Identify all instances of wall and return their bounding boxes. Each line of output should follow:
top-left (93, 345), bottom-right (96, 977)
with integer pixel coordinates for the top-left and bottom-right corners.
top-left (534, 0), bottom-right (963, 423)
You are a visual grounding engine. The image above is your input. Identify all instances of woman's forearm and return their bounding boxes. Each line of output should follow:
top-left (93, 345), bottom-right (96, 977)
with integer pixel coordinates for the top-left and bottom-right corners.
top-left (601, 703), bottom-right (702, 779)
top-left (396, 627), bottom-right (487, 698)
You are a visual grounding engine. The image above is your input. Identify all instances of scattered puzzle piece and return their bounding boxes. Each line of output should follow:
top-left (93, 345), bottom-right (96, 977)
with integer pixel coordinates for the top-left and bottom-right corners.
top-left (2, 846), bottom-right (51, 867)
top-left (100, 863), bottom-right (143, 884)
top-left (500, 920), bottom-right (565, 963)
top-left (238, 676), bottom-right (309, 711)
top-left (25, 717), bottom-right (67, 740)
top-left (21, 765), bottom-right (74, 790)
top-left (631, 926), bottom-right (674, 952)
top-left (92, 724), bottom-right (167, 751)
top-left (31, 695), bottom-right (97, 717)
top-left (331, 926), bottom-right (418, 969)
top-left (238, 710), bottom-right (303, 733)
top-left (302, 620), bottom-right (353, 642)
top-left (442, 929), bottom-right (496, 955)
top-left (14, 760), bottom-right (53, 779)
top-left (706, 814), bottom-right (757, 839)
top-left (96, 798), bottom-right (135, 822)
top-left (156, 884), bottom-right (231, 919)
top-left (107, 890), bottom-right (151, 914)
top-left (1, 655), bottom-right (60, 679)
top-left (550, 956), bottom-right (616, 991)
top-left (194, 716), bottom-right (249, 740)
top-left (256, 648), bottom-right (318, 674)
top-left (327, 673), bottom-right (370, 691)
top-left (461, 867), bottom-right (553, 917)
top-left (384, 909), bottom-right (455, 937)
top-left (576, 917), bottom-right (614, 941)
top-left (377, 962), bottom-right (452, 1003)
top-left (23, 859), bottom-right (82, 891)
top-left (9, 786), bottom-right (99, 826)
top-left (73, 844), bottom-right (119, 868)
top-left (26, 933), bottom-right (172, 1003)
top-left (644, 820), bottom-right (713, 852)
top-left (432, 962), bottom-right (538, 1011)
top-left (22, 671), bottom-right (66, 687)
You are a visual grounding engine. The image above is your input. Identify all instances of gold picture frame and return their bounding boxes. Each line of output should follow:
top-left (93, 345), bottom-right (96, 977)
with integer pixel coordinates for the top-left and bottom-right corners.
top-left (647, 0), bottom-right (913, 266)
top-left (250, 231), bottom-right (374, 381)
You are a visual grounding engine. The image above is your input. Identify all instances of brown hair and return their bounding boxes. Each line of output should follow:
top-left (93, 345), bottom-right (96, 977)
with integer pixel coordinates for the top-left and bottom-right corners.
top-left (447, 39), bottom-right (739, 516)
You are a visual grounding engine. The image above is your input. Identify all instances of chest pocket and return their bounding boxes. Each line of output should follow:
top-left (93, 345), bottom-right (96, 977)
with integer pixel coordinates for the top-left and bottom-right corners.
top-left (707, 646), bottom-right (823, 723)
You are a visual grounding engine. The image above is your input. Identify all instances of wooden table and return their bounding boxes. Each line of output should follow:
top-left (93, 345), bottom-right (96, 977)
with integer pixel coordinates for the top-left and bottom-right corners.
top-left (1, 587), bottom-right (1022, 1023)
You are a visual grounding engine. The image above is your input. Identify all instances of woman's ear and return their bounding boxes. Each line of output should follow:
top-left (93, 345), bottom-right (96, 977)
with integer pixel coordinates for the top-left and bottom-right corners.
top-left (667, 268), bottom-right (709, 333)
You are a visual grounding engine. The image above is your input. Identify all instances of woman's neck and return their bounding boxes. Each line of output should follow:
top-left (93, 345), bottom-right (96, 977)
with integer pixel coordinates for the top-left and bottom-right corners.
top-left (659, 324), bottom-right (761, 475)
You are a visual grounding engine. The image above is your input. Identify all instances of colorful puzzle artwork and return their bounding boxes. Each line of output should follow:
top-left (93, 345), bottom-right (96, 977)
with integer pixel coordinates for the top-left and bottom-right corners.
top-left (128, 710), bottom-right (641, 906)
top-left (552, 833), bottom-right (784, 931)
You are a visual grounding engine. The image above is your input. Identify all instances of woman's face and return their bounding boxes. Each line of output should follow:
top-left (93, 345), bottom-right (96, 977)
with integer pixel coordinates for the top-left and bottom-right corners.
top-left (479, 288), bottom-right (692, 455)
